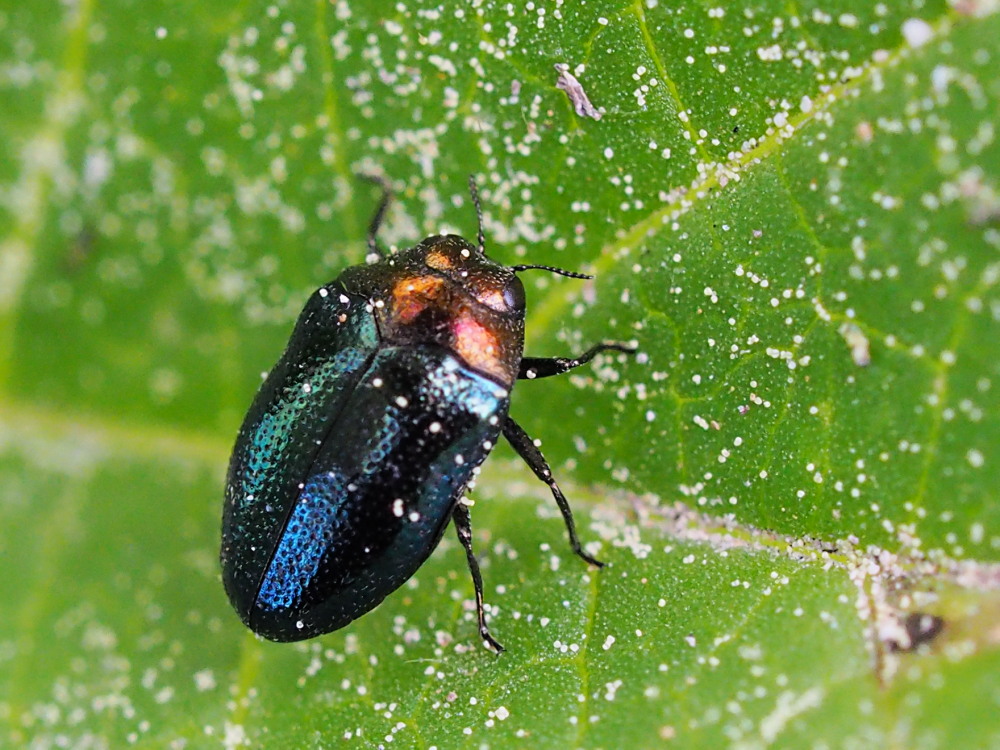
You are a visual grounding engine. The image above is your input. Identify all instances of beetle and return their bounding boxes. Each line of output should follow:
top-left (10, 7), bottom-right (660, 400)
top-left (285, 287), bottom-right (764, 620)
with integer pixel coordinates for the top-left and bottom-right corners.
top-left (221, 175), bottom-right (634, 651)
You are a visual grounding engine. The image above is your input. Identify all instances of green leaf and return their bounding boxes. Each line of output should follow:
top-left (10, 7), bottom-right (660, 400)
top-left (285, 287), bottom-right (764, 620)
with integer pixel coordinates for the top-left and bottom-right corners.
top-left (1, 0), bottom-right (998, 747)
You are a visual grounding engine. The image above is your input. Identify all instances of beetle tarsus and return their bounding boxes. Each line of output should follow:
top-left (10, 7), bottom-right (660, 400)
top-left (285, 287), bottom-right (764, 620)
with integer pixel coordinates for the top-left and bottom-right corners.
top-left (502, 416), bottom-right (605, 568)
top-left (481, 627), bottom-right (505, 654)
top-left (453, 502), bottom-right (505, 653)
top-left (518, 341), bottom-right (637, 380)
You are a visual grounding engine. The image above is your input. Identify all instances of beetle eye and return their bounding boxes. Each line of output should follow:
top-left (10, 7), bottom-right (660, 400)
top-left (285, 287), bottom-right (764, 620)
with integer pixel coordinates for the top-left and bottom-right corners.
top-left (503, 276), bottom-right (526, 312)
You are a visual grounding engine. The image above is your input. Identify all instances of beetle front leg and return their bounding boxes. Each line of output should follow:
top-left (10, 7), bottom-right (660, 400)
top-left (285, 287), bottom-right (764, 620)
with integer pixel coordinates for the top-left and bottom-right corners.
top-left (357, 173), bottom-right (394, 259)
top-left (453, 502), bottom-right (505, 653)
top-left (501, 416), bottom-right (603, 568)
top-left (518, 342), bottom-right (636, 380)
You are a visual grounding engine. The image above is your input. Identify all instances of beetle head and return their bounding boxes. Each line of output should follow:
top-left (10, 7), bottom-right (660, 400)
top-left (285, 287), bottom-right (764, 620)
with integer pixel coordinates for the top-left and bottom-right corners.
top-left (418, 234), bottom-right (526, 317)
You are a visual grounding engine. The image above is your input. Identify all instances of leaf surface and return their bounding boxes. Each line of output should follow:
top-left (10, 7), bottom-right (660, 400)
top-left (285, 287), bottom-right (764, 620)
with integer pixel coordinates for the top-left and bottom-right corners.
top-left (1, 0), bottom-right (998, 747)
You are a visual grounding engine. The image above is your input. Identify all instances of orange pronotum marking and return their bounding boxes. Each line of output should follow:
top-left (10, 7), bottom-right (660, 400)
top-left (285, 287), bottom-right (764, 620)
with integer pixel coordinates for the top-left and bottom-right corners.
top-left (391, 275), bottom-right (444, 323)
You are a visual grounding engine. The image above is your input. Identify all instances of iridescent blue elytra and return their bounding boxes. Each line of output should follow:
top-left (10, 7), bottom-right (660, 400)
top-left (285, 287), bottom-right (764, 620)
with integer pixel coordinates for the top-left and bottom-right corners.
top-left (221, 176), bottom-right (634, 651)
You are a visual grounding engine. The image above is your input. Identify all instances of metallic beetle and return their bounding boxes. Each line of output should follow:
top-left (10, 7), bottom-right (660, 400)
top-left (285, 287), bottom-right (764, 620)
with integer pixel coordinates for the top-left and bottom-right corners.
top-left (221, 176), bottom-right (633, 651)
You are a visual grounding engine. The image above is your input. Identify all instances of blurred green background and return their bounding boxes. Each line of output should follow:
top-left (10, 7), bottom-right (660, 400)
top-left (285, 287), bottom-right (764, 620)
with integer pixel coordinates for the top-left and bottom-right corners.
top-left (1, 0), bottom-right (998, 746)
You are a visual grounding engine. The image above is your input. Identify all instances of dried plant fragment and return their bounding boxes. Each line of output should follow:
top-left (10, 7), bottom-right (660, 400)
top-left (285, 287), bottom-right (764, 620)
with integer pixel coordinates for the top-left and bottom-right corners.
top-left (555, 63), bottom-right (602, 121)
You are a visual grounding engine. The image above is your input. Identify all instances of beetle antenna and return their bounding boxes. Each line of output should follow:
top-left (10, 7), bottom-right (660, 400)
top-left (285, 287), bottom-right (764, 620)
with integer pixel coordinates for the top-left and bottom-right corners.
top-left (468, 175), bottom-right (486, 254)
top-left (511, 264), bottom-right (594, 280)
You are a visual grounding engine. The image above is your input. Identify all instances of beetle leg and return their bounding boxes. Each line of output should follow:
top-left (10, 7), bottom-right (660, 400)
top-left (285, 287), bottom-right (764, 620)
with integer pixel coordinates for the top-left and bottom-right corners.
top-left (501, 416), bottom-right (604, 568)
top-left (453, 502), bottom-right (505, 653)
top-left (518, 342), bottom-right (636, 380)
top-left (467, 175), bottom-right (486, 253)
top-left (357, 173), bottom-right (393, 258)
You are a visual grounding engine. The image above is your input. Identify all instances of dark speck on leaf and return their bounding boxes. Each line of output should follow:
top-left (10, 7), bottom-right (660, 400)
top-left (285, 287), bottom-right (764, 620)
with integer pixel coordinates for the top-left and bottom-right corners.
top-left (888, 613), bottom-right (945, 652)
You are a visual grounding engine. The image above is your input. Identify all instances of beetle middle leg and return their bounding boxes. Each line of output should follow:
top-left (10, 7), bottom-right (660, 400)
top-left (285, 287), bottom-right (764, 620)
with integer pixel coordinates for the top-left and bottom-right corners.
top-left (502, 416), bottom-right (603, 568)
top-left (518, 342), bottom-right (636, 380)
top-left (453, 502), bottom-right (505, 653)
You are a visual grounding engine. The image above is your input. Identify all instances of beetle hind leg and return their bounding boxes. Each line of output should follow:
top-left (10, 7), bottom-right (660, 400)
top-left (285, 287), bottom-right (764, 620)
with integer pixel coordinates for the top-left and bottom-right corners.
top-left (502, 416), bottom-right (604, 568)
top-left (453, 502), bottom-right (505, 653)
top-left (518, 341), bottom-right (636, 380)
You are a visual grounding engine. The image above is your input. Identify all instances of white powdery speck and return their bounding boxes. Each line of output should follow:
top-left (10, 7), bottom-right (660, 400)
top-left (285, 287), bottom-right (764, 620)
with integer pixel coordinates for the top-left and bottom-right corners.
top-left (902, 18), bottom-right (933, 47)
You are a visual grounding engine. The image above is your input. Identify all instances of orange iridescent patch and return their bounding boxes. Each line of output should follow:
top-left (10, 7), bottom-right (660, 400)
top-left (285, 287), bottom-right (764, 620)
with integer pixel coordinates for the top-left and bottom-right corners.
top-left (451, 313), bottom-right (506, 383)
top-left (475, 285), bottom-right (506, 311)
top-left (391, 275), bottom-right (444, 323)
top-left (424, 250), bottom-right (453, 271)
